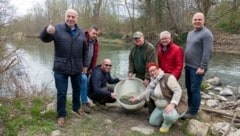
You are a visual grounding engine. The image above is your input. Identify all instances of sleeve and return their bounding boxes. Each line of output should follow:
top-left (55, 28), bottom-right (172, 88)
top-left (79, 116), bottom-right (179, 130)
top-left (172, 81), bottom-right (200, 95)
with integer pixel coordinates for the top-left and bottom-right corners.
top-left (172, 47), bottom-right (184, 80)
top-left (200, 31), bottom-right (214, 69)
top-left (40, 27), bottom-right (54, 43)
top-left (107, 73), bottom-right (120, 84)
top-left (144, 44), bottom-right (157, 79)
top-left (82, 38), bottom-right (89, 68)
top-left (128, 46), bottom-right (135, 74)
top-left (166, 75), bottom-right (183, 105)
top-left (91, 71), bottom-right (111, 97)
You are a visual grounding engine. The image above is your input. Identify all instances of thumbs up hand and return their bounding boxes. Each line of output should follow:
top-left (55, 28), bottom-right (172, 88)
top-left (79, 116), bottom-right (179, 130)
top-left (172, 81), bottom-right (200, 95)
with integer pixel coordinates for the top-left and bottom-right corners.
top-left (46, 20), bottom-right (55, 34)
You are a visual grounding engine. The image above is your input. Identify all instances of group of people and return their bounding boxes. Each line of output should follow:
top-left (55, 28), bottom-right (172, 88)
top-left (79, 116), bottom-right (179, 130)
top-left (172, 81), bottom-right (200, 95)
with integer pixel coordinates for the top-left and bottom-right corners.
top-left (40, 9), bottom-right (213, 133)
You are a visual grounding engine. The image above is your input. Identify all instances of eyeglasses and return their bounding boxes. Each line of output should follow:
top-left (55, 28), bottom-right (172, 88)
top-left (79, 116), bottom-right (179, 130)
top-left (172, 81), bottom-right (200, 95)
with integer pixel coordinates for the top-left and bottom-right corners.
top-left (148, 68), bottom-right (157, 73)
top-left (105, 64), bottom-right (112, 67)
top-left (160, 37), bottom-right (169, 41)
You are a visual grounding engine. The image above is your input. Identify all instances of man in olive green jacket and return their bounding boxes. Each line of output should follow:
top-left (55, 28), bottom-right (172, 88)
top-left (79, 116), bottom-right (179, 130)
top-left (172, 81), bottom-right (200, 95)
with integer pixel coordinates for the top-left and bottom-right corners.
top-left (128, 31), bottom-right (157, 115)
top-left (128, 31), bottom-right (157, 86)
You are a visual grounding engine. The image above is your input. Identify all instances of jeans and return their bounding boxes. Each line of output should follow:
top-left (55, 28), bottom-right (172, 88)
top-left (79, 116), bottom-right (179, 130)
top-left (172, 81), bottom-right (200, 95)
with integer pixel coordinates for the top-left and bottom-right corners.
top-left (54, 72), bottom-right (81, 118)
top-left (149, 107), bottom-right (180, 129)
top-left (80, 74), bottom-right (88, 104)
top-left (185, 66), bottom-right (203, 115)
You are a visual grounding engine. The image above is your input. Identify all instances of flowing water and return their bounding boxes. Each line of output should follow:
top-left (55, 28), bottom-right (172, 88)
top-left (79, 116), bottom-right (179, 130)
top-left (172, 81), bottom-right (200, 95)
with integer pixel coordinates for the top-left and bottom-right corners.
top-left (3, 39), bottom-right (240, 95)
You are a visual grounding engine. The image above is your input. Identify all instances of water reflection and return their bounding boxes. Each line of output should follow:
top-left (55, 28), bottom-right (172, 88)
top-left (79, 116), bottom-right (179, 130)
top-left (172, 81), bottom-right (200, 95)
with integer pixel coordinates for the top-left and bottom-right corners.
top-left (9, 39), bottom-right (240, 92)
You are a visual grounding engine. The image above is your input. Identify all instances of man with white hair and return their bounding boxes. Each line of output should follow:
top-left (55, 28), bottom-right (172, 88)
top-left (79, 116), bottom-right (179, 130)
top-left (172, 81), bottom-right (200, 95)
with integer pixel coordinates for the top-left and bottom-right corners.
top-left (40, 9), bottom-right (88, 127)
top-left (157, 31), bottom-right (184, 80)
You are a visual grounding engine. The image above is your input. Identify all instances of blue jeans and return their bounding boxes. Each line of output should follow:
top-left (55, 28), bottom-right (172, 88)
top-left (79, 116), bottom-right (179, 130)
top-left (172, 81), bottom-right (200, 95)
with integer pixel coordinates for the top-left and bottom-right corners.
top-left (54, 72), bottom-right (81, 118)
top-left (80, 74), bottom-right (88, 104)
top-left (149, 107), bottom-right (180, 129)
top-left (185, 66), bottom-right (203, 115)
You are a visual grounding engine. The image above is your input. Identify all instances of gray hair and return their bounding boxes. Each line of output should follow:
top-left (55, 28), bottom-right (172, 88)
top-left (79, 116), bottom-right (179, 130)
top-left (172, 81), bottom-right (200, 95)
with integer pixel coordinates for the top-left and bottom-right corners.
top-left (65, 9), bottom-right (78, 17)
top-left (159, 31), bottom-right (171, 39)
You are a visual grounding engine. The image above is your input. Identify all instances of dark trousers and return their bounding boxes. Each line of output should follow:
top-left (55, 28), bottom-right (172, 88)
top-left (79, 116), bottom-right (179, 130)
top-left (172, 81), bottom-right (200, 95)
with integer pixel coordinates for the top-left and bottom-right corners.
top-left (54, 72), bottom-right (81, 118)
top-left (185, 66), bottom-right (203, 115)
top-left (90, 87), bottom-right (116, 105)
top-left (148, 98), bottom-right (156, 114)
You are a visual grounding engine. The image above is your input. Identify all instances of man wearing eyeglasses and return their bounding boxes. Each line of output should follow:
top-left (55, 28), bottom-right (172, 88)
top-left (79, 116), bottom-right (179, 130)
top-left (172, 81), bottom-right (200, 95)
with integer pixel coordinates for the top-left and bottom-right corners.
top-left (157, 31), bottom-right (183, 80)
top-left (88, 59), bottom-right (120, 106)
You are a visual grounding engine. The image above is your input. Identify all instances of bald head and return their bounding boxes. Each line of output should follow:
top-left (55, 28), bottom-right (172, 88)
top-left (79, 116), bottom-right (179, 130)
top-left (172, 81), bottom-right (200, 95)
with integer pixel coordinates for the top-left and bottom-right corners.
top-left (101, 59), bottom-right (112, 72)
top-left (192, 12), bottom-right (205, 30)
top-left (102, 59), bottom-right (111, 64)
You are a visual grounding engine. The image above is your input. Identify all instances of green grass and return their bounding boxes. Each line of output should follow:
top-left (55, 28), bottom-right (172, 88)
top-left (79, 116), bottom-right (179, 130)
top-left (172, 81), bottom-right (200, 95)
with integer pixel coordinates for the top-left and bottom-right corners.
top-left (0, 96), bottom-right (191, 135)
top-left (0, 97), bottom-right (56, 135)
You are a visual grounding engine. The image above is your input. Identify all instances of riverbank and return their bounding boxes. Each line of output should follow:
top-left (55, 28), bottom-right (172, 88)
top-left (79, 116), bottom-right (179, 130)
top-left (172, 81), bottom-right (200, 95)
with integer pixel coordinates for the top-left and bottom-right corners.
top-left (213, 33), bottom-right (240, 55)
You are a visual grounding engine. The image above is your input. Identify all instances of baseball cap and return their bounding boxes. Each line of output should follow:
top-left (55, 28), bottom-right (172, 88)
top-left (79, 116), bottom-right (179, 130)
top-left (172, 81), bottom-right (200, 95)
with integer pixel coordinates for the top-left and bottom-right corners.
top-left (133, 31), bottom-right (144, 38)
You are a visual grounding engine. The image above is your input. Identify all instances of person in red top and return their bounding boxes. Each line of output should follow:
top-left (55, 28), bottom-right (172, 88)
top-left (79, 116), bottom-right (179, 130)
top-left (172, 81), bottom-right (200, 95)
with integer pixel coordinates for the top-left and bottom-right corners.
top-left (157, 31), bottom-right (184, 80)
top-left (80, 26), bottom-right (100, 113)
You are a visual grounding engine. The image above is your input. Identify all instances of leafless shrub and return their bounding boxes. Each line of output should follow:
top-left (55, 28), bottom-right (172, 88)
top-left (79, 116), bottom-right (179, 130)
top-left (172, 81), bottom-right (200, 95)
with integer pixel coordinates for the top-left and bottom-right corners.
top-left (0, 43), bottom-right (52, 98)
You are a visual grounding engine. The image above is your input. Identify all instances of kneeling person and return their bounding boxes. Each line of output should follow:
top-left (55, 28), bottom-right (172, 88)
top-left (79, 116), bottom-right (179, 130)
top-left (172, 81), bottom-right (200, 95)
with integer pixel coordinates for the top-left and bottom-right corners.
top-left (129, 62), bottom-right (187, 133)
top-left (88, 59), bottom-right (120, 106)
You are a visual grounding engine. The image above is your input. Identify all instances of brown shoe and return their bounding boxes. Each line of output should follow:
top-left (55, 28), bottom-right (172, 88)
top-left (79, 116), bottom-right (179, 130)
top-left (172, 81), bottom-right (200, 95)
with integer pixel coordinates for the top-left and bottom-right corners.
top-left (57, 117), bottom-right (65, 127)
top-left (82, 104), bottom-right (92, 113)
top-left (72, 109), bottom-right (85, 118)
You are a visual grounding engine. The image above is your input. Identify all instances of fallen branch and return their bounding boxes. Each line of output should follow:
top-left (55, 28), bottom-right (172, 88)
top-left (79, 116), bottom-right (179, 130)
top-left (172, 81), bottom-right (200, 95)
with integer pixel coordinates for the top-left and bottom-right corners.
top-left (201, 108), bottom-right (240, 120)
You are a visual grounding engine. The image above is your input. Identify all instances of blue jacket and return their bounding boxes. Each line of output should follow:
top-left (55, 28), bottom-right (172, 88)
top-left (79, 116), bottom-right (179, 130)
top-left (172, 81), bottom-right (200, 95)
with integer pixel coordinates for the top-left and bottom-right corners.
top-left (88, 65), bottom-right (120, 97)
top-left (40, 23), bottom-right (88, 75)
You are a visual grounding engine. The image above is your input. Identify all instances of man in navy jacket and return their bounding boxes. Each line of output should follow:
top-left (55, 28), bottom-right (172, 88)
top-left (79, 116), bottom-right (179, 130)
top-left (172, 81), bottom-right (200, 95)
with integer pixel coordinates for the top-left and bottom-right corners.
top-left (40, 9), bottom-right (88, 127)
top-left (88, 59), bottom-right (120, 105)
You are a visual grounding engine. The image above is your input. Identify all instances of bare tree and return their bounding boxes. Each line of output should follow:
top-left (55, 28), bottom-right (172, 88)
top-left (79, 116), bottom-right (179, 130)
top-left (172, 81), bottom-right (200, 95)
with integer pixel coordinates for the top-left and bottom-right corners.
top-left (124, 0), bottom-right (135, 33)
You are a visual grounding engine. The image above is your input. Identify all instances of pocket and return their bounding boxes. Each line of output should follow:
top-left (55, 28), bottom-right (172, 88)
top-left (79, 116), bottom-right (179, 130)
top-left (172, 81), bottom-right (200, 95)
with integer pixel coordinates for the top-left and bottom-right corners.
top-left (53, 57), bottom-right (67, 72)
top-left (72, 58), bottom-right (83, 72)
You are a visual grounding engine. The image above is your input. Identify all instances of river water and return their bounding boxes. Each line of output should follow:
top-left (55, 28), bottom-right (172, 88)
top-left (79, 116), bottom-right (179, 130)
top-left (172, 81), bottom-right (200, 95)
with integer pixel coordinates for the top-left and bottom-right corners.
top-left (4, 39), bottom-right (240, 94)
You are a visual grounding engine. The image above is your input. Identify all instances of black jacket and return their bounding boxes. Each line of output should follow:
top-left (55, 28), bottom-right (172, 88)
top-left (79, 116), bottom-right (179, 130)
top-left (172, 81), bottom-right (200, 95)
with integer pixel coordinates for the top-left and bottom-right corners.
top-left (40, 23), bottom-right (88, 75)
top-left (88, 65), bottom-right (120, 97)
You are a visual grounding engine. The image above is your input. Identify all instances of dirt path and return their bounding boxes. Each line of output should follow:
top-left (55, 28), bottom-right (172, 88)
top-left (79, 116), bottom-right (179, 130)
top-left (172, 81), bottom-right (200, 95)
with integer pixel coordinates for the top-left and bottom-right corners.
top-left (57, 105), bottom-right (187, 136)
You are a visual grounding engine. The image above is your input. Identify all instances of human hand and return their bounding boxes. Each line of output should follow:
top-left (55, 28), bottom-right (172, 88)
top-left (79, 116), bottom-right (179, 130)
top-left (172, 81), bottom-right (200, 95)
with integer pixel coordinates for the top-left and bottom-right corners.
top-left (82, 67), bottom-right (88, 74)
top-left (111, 93), bottom-right (117, 99)
top-left (143, 79), bottom-right (149, 87)
top-left (196, 67), bottom-right (205, 75)
top-left (164, 103), bottom-right (175, 114)
top-left (128, 73), bottom-right (133, 79)
top-left (128, 96), bottom-right (138, 103)
top-left (46, 20), bottom-right (55, 34)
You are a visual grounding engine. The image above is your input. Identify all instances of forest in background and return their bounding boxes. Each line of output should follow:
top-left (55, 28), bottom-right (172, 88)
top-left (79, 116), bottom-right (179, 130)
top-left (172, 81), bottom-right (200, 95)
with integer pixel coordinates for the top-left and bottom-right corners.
top-left (0, 0), bottom-right (240, 40)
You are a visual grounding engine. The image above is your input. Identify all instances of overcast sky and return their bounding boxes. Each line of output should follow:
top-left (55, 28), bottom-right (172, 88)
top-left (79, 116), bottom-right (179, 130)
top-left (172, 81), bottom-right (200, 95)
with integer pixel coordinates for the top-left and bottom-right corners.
top-left (9, 0), bottom-right (45, 16)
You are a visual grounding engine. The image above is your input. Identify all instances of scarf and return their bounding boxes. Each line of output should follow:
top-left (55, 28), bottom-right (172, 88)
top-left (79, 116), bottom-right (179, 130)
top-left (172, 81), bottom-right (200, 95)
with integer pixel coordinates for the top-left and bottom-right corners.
top-left (145, 69), bottom-right (164, 101)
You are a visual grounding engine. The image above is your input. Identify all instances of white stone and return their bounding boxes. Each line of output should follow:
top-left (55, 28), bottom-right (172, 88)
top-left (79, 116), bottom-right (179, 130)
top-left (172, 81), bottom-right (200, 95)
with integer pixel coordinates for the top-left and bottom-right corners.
top-left (215, 95), bottom-right (228, 101)
top-left (220, 87), bottom-right (233, 96)
top-left (206, 99), bottom-right (218, 107)
top-left (206, 76), bottom-right (221, 86)
top-left (208, 92), bottom-right (216, 96)
top-left (187, 119), bottom-right (209, 136)
top-left (131, 125), bottom-right (154, 135)
top-left (202, 93), bottom-right (213, 99)
top-left (51, 130), bottom-right (61, 136)
top-left (211, 122), bottom-right (233, 136)
top-left (228, 129), bottom-right (240, 136)
top-left (236, 100), bottom-right (240, 105)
